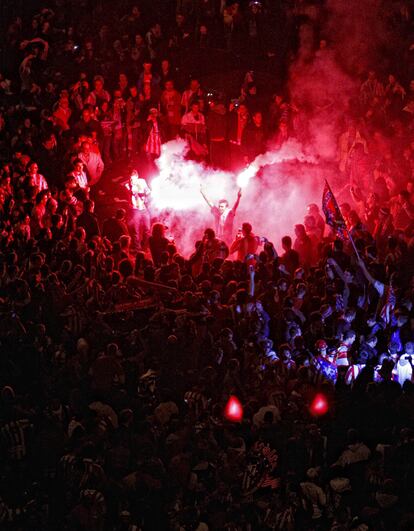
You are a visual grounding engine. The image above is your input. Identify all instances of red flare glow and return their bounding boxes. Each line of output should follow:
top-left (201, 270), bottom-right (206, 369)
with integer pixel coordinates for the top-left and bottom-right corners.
top-left (310, 393), bottom-right (329, 416)
top-left (224, 396), bottom-right (243, 422)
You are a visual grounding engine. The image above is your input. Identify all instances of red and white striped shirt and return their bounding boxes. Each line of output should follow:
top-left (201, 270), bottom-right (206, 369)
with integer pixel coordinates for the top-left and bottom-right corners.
top-left (145, 121), bottom-right (161, 157)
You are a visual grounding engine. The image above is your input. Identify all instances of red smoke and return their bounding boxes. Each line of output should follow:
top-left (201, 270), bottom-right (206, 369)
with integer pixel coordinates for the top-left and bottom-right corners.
top-left (150, 139), bottom-right (322, 256)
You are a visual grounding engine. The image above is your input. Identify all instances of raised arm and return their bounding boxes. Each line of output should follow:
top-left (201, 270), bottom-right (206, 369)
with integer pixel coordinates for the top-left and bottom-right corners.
top-left (357, 257), bottom-right (377, 286)
top-left (327, 257), bottom-right (351, 307)
top-left (232, 188), bottom-right (242, 213)
top-left (200, 185), bottom-right (213, 208)
top-left (327, 257), bottom-right (346, 283)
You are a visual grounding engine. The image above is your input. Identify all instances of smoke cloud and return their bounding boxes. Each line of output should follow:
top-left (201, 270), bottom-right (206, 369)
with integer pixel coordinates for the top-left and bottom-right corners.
top-left (148, 1), bottom-right (394, 256)
top-left (150, 139), bottom-right (323, 256)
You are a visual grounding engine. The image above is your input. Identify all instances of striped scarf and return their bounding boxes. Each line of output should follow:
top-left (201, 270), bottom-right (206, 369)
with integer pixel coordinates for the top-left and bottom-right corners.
top-left (379, 286), bottom-right (396, 326)
top-left (242, 443), bottom-right (279, 492)
top-left (336, 344), bottom-right (350, 367)
top-left (145, 121), bottom-right (161, 156)
top-left (345, 364), bottom-right (365, 386)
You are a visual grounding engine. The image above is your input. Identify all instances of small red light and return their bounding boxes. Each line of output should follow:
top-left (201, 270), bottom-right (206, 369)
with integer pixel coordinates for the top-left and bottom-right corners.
top-left (310, 393), bottom-right (328, 416)
top-left (224, 396), bottom-right (243, 422)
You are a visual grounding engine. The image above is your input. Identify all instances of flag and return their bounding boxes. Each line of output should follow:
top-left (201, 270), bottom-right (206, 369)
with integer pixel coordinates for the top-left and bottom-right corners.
top-left (322, 181), bottom-right (348, 239)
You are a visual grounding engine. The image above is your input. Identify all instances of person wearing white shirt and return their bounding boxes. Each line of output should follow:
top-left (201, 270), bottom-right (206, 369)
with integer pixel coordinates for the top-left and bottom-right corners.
top-left (25, 161), bottom-right (48, 191)
top-left (125, 170), bottom-right (151, 250)
top-left (78, 141), bottom-right (104, 186)
top-left (69, 159), bottom-right (89, 190)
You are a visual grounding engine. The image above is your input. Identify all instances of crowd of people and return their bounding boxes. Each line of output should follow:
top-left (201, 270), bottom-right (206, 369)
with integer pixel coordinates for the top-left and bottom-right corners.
top-left (1, 1), bottom-right (414, 530)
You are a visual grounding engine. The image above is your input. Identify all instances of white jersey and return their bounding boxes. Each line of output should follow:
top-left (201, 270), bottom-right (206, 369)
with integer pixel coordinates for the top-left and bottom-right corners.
top-left (126, 178), bottom-right (150, 211)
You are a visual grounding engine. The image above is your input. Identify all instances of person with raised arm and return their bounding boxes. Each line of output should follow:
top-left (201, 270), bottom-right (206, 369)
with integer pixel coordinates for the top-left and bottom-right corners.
top-left (357, 256), bottom-right (397, 326)
top-left (200, 185), bottom-right (242, 244)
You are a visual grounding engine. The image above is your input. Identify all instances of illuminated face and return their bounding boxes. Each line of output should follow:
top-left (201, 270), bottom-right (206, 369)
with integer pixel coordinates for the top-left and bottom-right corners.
top-left (239, 104), bottom-right (248, 116)
top-left (94, 79), bottom-right (103, 92)
top-left (253, 112), bottom-right (262, 126)
top-left (218, 201), bottom-right (228, 213)
top-left (29, 163), bottom-right (38, 174)
top-left (82, 142), bottom-right (90, 155)
top-left (190, 79), bottom-right (200, 92)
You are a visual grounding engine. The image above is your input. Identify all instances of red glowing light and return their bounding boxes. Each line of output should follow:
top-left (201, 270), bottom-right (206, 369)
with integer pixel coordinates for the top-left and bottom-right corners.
top-left (224, 396), bottom-right (243, 422)
top-left (310, 393), bottom-right (329, 416)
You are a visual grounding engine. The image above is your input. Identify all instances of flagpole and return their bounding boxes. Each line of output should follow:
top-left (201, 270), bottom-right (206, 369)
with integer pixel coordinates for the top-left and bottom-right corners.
top-left (325, 179), bottom-right (361, 260)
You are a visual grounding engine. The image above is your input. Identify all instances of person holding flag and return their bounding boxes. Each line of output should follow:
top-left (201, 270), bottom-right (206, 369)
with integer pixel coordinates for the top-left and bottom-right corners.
top-left (322, 180), bottom-right (360, 259)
